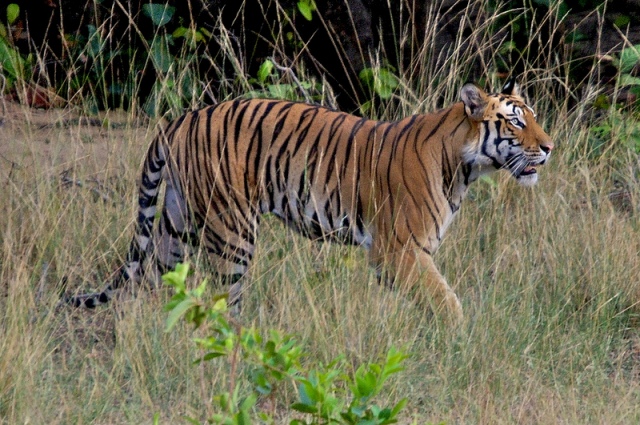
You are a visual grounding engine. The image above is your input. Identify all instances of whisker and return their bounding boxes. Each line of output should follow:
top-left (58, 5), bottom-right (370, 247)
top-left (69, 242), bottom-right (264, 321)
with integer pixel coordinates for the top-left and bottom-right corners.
top-left (502, 153), bottom-right (524, 171)
top-left (502, 154), bottom-right (531, 176)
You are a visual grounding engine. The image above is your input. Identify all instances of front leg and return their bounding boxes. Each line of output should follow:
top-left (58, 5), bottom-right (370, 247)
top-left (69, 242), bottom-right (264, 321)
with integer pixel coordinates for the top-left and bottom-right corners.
top-left (372, 246), bottom-right (463, 326)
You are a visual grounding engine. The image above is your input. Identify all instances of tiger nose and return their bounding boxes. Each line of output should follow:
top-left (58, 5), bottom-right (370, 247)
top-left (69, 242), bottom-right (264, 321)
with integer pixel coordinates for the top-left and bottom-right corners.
top-left (540, 142), bottom-right (554, 154)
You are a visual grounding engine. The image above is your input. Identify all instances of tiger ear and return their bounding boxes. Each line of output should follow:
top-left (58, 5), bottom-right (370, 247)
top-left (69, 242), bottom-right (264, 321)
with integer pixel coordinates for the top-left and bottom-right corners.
top-left (460, 83), bottom-right (488, 121)
top-left (501, 77), bottom-right (520, 96)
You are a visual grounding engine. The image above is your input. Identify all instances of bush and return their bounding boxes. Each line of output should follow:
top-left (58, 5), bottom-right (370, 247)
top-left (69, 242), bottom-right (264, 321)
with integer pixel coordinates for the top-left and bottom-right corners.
top-left (162, 263), bottom-right (411, 425)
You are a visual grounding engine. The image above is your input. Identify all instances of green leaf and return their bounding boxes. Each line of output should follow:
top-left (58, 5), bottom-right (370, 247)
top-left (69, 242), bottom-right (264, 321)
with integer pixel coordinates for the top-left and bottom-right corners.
top-left (359, 67), bottom-right (374, 86)
top-left (556, 2), bottom-right (569, 19)
top-left (240, 393), bottom-right (258, 412)
top-left (212, 297), bottom-right (228, 313)
top-left (297, 380), bottom-right (319, 406)
top-left (143, 3), bottom-right (175, 27)
top-left (165, 297), bottom-right (198, 331)
top-left (619, 74), bottom-right (640, 87)
top-left (390, 398), bottom-right (408, 417)
top-left (149, 39), bottom-right (173, 73)
top-left (193, 279), bottom-right (208, 297)
top-left (172, 26), bottom-right (188, 38)
top-left (162, 263), bottom-right (190, 290)
top-left (592, 93), bottom-right (610, 110)
top-left (0, 36), bottom-right (24, 82)
top-left (377, 407), bottom-right (392, 419)
top-left (291, 402), bottom-right (318, 414)
top-left (297, 0), bottom-right (316, 21)
top-left (201, 351), bottom-right (227, 361)
top-left (614, 15), bottom-right (630, 29)
top-left (498, 41), bottom-right (517, 55)
top-left (566, 30), bottom-right (588, 43)
top-left (618, 44), bottom-right (640, 74)
top-left (268, 83), bottom-right (295, 99)
top-left (359, 67), bottom-right (398, 99)
top-left (375, 68), bottom-right (398, 99)
top-left (257, 59), bottom-right (274, 83)
top-left (7, 4), bottom-right (19, 25)
top-left (236, 409), bottom-right (251, 425)
top-left (164, 293), bottom-right (186, 312)
top-left (86, 25), bottom-right (102, 58)
top-left (354, 368), bottom-right (377, 399)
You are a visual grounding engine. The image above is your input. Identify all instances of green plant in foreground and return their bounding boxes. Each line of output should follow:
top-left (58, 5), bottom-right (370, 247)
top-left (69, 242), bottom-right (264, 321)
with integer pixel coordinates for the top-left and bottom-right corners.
top-left (162, 263), bottom-right (410, 425)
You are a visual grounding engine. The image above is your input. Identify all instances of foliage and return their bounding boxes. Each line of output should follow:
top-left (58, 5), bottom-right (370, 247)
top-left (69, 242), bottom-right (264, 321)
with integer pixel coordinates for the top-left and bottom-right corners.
top-left (615, 44), bottom-right (640, 109)
top-left (0, 0), bottom-right (631, 116)
top-left (586, 110), bottom-right (640, 159)
top-left (583, 44), bottom-right (640, 163)
top-left (143, 3), bottom-right (176, 28)
top-left (358, 67), bottom-right (398, 100)
top-left (162, 263), bottom-right (410, 425)
top-left (0, 3), bottom-right (30, 89)
top-left (358, 66), bottom-right (399, 113)
top-left (616, 44), bottom-right (640, 75)
top-left (245, 58), bottom-right (319, 102)
top-left (297, 0), bottom-right (317, 21)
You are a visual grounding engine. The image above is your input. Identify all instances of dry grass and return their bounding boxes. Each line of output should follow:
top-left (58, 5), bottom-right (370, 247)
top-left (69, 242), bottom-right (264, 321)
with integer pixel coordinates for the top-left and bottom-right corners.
top-left (1, 1), bottom-right (640, 423)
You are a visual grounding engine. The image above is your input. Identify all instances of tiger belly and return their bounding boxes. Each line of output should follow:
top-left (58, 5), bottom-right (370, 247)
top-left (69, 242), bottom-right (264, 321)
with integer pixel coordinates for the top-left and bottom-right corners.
top-left (261, 191), bottom-right (373, 249)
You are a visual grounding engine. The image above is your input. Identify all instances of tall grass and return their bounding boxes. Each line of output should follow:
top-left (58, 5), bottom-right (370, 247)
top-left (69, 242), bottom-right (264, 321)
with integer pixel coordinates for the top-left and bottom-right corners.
top-left (1, 0), bottom-right (640, 423)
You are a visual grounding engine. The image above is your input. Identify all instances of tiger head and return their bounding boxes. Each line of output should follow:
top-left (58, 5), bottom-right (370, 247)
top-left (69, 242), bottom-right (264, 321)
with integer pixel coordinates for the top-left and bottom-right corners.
top-left (460, 80), bottom-right (553, 187)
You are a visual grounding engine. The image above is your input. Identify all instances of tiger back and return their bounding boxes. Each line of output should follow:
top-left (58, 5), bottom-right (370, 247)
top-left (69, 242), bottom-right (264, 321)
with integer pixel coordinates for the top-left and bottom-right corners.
top-left (67, 80), bottom-right (553, 325)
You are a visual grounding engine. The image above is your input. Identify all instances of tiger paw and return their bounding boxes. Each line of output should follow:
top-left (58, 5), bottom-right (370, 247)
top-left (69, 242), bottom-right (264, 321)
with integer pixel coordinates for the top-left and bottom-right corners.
top-left (440, 291), bottom-right (464, 327)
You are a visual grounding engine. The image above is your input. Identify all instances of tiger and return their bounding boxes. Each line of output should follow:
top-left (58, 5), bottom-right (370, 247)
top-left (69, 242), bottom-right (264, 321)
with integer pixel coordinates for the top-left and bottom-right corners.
top-left (65, 79), bottom-right (553, 325)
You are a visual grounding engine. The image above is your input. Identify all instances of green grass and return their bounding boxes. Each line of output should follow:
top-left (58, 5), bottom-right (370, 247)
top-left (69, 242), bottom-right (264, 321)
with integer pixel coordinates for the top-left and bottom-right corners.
top-left (2, 2), bottom-right (640, 423)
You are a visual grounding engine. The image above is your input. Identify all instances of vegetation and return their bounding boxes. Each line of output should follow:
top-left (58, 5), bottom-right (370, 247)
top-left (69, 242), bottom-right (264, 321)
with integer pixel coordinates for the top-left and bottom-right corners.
top-left (1, 0), bottom-right (640, 424)
top-left (162, 263), bottom-right (408, 424)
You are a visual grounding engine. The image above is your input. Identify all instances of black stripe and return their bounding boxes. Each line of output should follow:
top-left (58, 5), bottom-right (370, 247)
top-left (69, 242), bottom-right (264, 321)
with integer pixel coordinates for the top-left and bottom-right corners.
top-left (422, 109), bottom-right (452, 143)
top-left (291, 107), bottom-right (320, 157)
top-left (341, 117), bottom-right (367, 180)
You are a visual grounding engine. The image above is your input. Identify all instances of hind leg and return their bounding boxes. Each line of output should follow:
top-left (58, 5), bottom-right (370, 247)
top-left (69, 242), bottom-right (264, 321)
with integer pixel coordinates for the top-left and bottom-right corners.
top-left (145, 179), bottom-right (196, 287)
top-left (199, 210), bottom-right (260, 310)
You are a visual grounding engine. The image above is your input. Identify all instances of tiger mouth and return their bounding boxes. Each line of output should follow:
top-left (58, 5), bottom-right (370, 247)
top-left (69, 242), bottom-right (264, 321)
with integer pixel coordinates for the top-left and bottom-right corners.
top-left (506, 160), bottom-right (542, 178)
top-left (519, 164), bottom-right (539, 176)
top-left (494, 152), bottom-right (548, 179)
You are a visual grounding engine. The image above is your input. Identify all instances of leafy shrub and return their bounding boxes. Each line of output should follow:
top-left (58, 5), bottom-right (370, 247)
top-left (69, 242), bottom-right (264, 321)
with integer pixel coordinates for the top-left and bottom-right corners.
top-left (0, 3), bottom-right (30, 89)
top-left (162, 263), bottom-right (411, 425)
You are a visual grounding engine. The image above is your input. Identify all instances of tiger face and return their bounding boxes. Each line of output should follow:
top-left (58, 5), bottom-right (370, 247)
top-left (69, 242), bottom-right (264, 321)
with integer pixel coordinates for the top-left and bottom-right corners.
top-left (461, 80), bottom-right (554, 187)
